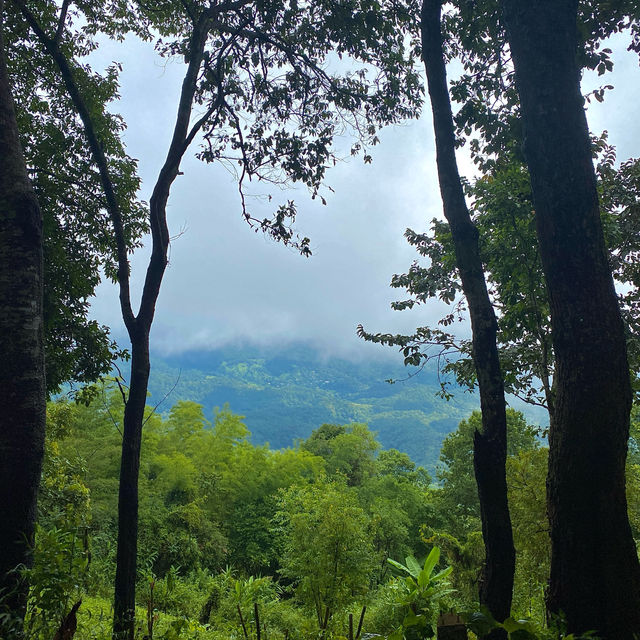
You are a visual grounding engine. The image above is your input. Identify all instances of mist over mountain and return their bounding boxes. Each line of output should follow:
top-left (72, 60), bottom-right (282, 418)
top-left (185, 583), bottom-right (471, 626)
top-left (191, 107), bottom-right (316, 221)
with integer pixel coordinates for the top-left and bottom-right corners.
top-left (145, 343), bottom-right (514, 470)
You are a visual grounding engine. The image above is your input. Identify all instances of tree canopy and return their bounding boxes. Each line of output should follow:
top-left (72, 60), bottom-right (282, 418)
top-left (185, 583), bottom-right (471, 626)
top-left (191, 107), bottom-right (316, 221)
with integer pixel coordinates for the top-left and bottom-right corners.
top-left (4, 1), bottom-right (640, 638)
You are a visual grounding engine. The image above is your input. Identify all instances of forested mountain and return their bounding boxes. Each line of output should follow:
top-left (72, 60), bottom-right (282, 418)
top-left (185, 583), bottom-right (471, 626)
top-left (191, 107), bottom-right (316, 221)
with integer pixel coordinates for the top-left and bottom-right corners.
top-left (4, 0), bottom-right (640, 637)
top-left (146, 345), bottom-right (486, 470)
top-left (31, 394), bottom-right (560, 640)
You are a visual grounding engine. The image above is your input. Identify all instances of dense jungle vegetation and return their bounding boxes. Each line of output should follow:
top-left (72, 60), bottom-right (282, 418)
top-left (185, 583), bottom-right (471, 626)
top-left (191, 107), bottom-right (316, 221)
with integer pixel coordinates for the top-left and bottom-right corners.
top-left (145, 348), bottom-right (487, 470)
top-left (4, 0), bottom-right (640, 638)
top-left (31, 392), bottom-right (617, 640)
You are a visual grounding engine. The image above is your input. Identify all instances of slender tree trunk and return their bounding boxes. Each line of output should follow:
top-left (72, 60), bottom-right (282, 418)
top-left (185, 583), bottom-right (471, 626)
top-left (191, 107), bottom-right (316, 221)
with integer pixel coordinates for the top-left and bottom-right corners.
top-left (15, 5), bottom-right (211, 634)
top-left (112, 331), bottom-right (150, 639)
top-left (14, 5), bottom-right (215, 634)
top-left (500, 1), bottom-right (640, 637)
top-left (109, 12), bottom-right (211, 638)
top-left (0, 2), bottom-right (46, 630)
top-left (421, 0), bottom-right (514, 629)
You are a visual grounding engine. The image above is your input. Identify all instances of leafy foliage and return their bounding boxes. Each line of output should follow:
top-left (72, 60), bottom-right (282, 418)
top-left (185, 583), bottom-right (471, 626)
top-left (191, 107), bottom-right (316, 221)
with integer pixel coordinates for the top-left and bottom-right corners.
top-left (5, 1), bottom-right (147, 393)
top-left (274, 479), bottom-right (375, 628)
top-left (148, 347), bottom-right (481, 470)
top-left (435, 410), bottom-right (537, 538)
top-left (362, 140), bottom-right (640, 414)
top-left (26, 390), bottom-right (640, 638)
top-left (384, 548), bottom-right (453, 640)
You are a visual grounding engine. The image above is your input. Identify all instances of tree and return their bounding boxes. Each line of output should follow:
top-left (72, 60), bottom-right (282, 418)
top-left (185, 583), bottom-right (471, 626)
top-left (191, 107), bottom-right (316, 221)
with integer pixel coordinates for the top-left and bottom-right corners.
top-left (0, 19), bottom-right (145, 621)
top-left (381, 158), bottom-right (554, 418)
top-left (423, 411), bottom-right (539, 614)
top-left (360, 449), bottom-right (433, 584)
top-left (10, 1), bottom-right (422, 637)
top-left (301, 424), bottom-right (348, 460)
top-left (360, 0), bottom-right (520, 622)
top-left (420, 0), bottom-right (515, 628)
top-left (365, 2), bottom-right (640, 631)
top-left (356, 1), bottom-right (520, 623)
top-left (50, 394), bottom-right (326, 586)
top-left (435, 410), bottom-right (537, 540)
top-left (379, 141), bottom-right (640, 431)
top-left (22, 403), bottom-right (91, 640)
top-left (5, 1), bottom-right (145, 396)
top-left (359, 0), bottom-right (640, 429)
top-left (302, 422), bottom-right (380, 486)
top-left (0, 0), bottom-right (46, 629)
top-left (274, 479), bottom-right (374, 631)
top-left (500, 1), bottom-right (640, 636)
top-left (506, 447), bottom-right (548, 623)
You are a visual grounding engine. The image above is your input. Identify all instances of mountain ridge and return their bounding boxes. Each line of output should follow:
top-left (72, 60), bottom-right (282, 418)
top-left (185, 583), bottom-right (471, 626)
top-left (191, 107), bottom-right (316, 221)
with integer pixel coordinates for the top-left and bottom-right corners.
top-left (144, 343), bottom-right (483, 470)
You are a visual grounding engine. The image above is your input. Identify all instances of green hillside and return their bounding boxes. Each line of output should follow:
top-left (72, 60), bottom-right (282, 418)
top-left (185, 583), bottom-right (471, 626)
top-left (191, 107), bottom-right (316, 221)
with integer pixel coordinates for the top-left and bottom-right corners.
top-left (145, 344), bottom-right (482, 469)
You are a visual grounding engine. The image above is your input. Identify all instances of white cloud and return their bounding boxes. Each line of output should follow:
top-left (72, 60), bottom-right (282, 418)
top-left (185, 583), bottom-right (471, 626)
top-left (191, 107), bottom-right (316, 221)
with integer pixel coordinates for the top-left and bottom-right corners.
top-left (89, 36), bottom-right (451, 359)
top-left (90, 31), bottom-right (639, 361)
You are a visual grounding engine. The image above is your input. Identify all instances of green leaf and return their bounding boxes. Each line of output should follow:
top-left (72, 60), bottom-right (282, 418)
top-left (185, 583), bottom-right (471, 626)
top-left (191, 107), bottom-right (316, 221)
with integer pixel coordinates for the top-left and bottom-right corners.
top-left (388, 558), bottom-right (410, 574)
top-left (402, 612), bottom-right (421, 627)
top-left (462, 609), bottom-right (499, 636)
top-left (431, 565), bottom-right (453, 582)
top-left (405, 555), bottom-right (422, 578)
top-left (422, 547), bottom-right (440, 578)
top-left (502, 617), bottom-right (524, 633)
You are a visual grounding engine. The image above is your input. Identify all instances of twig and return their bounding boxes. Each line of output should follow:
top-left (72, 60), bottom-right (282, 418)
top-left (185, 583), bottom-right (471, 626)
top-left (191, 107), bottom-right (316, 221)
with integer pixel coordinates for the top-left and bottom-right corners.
top-left (101, 385), bottom-right (123, 438)
top-left (141, 369), bottom-right (182, 427)
top-left (356, 606), bottom-right (366, 639)
top-left (254, 602), bottom-right (261, 640)
top-left (112, 361), bottom-right (129, 408)
top-left (237, 605), bottom-right (249, 640)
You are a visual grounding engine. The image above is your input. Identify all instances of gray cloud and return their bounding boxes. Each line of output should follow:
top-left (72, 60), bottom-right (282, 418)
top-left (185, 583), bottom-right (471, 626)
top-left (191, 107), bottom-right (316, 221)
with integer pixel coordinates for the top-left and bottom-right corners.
top-left (90, 37), bottom-right (452, 360)
top-left (582, 32), bottom-right (640, 162)
top-left (89, 32), bottom-right (640, 361)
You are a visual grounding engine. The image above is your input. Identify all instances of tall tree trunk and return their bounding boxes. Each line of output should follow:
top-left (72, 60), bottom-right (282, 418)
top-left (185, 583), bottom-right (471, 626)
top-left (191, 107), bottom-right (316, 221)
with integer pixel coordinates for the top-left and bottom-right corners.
top-left (106, 13), bottom-right (210, 638)
top-left (500, 1), bottom-right (640, 637)
top-left (421, 0), bottom-right (515, 629)
top-left (0, 1), bottom-right (46, 631)
top-left (112, 331), bottom-right (150, 639)
top-left (110, 13), bottom-right (212, 631)
top-left (14, 4), bottom-right (214, 636)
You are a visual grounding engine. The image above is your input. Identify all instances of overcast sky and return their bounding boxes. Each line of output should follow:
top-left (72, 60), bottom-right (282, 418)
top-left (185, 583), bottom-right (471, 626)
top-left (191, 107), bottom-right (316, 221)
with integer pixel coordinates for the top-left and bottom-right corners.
top-left (88, 32), bottom-right (640, 361)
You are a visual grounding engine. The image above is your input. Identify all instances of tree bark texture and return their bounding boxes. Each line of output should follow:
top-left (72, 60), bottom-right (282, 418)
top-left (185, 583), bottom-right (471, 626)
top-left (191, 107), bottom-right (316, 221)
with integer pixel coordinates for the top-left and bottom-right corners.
top-left (421, 0), bottom-right (515, 629)
top-left (112, 333), bottom-right (150, 640)
top-left (500, 1), bottom-right (640, 637)
top-left (0, 5), bottom-right (46, 630)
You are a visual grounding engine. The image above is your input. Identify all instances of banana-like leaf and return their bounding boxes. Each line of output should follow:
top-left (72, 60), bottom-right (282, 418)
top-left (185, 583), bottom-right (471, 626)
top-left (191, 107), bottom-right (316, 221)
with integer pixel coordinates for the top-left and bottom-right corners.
top-left (388, 558), bottom-right (409, 574)
top-left (432, 566), bottom-right (453, 582)
top-left (422, 547), bottom-right (440, 578)
top-left (405, 555), bottom-right (422, 578)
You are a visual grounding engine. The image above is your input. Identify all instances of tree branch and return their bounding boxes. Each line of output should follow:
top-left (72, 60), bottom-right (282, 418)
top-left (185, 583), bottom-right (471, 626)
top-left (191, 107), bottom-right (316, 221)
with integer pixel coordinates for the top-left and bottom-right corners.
top-left (54, 0), bottom-right (71, 45)
top-left (14, 0), bottom-right (136, 331)
top-left (137, 6), bottom-right (213, 328)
